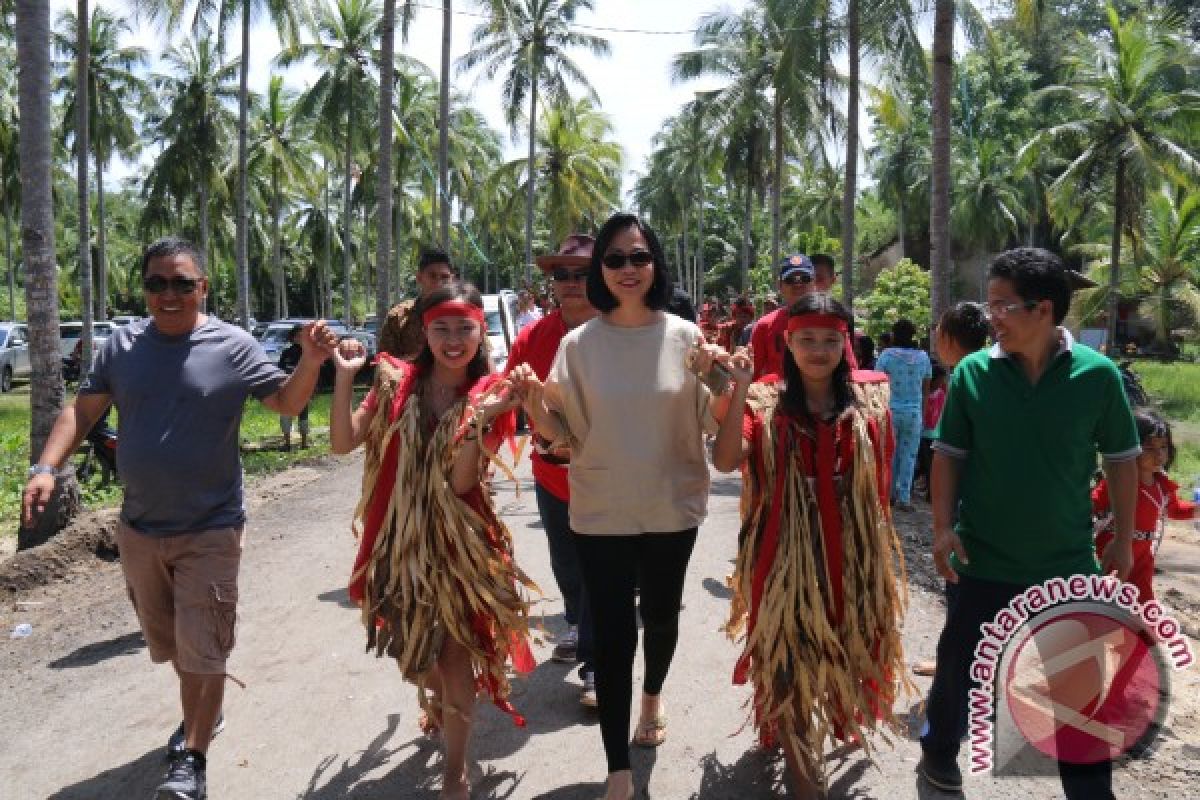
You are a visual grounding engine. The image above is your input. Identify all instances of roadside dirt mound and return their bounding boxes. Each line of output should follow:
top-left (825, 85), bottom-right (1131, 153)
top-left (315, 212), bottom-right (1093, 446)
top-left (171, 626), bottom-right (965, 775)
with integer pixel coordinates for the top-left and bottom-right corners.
top-left (0, 455), bottom-right (338, 598)
top-left (0, 508), bottom-right (120, 595)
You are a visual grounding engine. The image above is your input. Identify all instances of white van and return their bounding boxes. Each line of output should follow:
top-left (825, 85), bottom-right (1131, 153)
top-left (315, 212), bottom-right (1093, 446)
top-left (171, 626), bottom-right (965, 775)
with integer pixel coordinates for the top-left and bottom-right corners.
top-left (481, 290), bottom-right (519, 372)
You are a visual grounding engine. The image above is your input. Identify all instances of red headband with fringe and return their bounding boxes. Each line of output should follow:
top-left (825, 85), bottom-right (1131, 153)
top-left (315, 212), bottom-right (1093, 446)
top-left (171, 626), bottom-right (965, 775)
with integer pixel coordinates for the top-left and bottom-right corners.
top-left (786, 313), bottom-right (849, 334)
top-left (422, 300), bottom-right (486, 328)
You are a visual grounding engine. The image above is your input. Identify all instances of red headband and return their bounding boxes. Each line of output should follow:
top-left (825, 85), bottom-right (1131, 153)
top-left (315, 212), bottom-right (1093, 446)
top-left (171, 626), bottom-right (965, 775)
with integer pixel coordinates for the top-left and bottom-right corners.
top-left (422, 300), bottom-right (486, 328)
top-left (786, 313), bottom-right (849, 334)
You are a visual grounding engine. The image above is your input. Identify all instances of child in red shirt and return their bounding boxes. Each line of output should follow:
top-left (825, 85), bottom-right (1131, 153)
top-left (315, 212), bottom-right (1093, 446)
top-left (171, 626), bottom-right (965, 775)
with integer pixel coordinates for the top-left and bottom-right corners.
top-left (1093, 408), bottom-right (1196, 602)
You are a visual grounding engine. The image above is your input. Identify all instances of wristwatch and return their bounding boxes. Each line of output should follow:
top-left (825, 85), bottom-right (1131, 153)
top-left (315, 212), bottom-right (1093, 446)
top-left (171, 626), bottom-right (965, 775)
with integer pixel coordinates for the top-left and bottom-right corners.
top-left (27, 464), bottom-right (57, 478)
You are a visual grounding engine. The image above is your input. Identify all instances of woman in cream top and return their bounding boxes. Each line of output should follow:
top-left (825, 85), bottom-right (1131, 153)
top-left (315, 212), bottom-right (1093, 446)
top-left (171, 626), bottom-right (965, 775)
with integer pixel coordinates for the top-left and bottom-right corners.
top-left (511, 212), bottom-right (717, 800)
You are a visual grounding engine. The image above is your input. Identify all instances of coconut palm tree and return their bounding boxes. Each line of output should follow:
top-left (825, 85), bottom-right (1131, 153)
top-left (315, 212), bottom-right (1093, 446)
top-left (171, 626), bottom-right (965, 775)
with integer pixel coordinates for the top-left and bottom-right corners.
top-left (133, 0), bottom-right (306, 329)
top-left (490, 96), bottom-right (619, 249)
top-left (458, 0), bottom-right (609, 283)
top-left (281, 0), bottom-right (384, 325)
top-left (0, 29), bottom-right (19, 322)
top-left (866, 75), bottom-right (929, 261)
top-left (249, 75), bottom-right (315, 319)
top-left (1133, 183), bottom-right (1200, 351)
top-left (143, 36), bottom-right (238, 296)
top-left (53, 7), bottom-right (148, 322)
top-left (16, 0), bottom-right (71, 542)
top-left (1021, 5), bottom-right (1200, 352)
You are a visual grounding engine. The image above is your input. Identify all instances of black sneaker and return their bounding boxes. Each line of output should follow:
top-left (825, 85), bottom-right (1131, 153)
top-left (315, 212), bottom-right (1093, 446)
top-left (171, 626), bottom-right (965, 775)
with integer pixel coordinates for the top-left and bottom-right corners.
top-left (157, 751), bottom-right (206, 800)
top-left (166, 713), bottom-right (225, 760)
top-left (917, 751), bottom-right (963, 792)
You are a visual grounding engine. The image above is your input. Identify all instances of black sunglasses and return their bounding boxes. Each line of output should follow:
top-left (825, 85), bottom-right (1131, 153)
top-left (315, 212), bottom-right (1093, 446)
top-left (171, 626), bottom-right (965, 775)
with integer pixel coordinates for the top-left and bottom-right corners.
top-left (143, 275), bottom-right (202, 294)
top-left (781, 273), bottom-right (813, 286)
top-left (601, 250), bottom-right (654, 269)
top-left (551, 268), bottom-right (589, 283)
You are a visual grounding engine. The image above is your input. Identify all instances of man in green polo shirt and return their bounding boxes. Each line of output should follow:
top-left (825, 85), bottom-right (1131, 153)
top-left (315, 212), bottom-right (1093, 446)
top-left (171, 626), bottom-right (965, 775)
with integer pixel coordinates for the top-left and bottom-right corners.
top-left (918, 248), bottom-right (1138, 797)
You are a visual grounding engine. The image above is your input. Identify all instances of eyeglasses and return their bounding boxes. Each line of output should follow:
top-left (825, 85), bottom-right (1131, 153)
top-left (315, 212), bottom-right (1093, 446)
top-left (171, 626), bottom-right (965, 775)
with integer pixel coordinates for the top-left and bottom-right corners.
top-left (143, 275), bottom-right (201, 294)
top-left (781, 273), bottom-right (814, 286)
top-left (985, 299), bottom-right (1038, 319)
top-left (551, 268), bottom-right (589, 283)
top-left (601, 250), bottom-right (654, 269)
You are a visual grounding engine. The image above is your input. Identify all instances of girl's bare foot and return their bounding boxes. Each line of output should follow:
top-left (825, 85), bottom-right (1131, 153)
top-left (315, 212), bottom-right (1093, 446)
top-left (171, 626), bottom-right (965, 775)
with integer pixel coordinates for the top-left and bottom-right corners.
top-left (604, 769), bottom-right (635, 800)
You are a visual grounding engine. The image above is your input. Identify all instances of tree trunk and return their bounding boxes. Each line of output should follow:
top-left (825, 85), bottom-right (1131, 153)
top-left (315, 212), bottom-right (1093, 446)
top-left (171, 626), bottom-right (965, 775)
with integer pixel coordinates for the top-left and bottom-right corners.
top-left (840, 0), bottom-right (859, 309)
top-left (76, 0), bottom-right (94, 368)
top-left (343, 83), bottom-right (356, 326)
top-left (4, 205), bottom-right (14, 321)
top-left (94, 150), bottom-right (108, 319)
top-left (524, 76), bottom-right (538, 286)
top-left (771, 90), bottom-right (783, 275)
top-left (376, 0), bottom-right (396, 325)
top-left (896, 187), bottom-right (906, 261)
top-left (929, 0), bottom-right (955, 321)
top-left (234, 0), bottom-right (252, 330)
top-left (323, 169), bottom-right (333, 317)
top-left (271, 165), bottom-right (286, 319)
top-left (437, 0), bottom-right (452, 248)
top-left (199, 178), bottom-right (211, 314)
top-left (741, 181), bottom-right (753, 293)
top-left (1107, 159), bottom-right (1124, 355)
top-left (680, 208), bottom-right (689, 297)
top-left (17, 0), bottom-right (79, 546)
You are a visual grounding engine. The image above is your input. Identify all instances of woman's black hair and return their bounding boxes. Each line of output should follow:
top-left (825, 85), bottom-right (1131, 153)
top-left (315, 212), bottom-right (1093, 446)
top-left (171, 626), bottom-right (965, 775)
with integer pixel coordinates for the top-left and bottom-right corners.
top-left (1134, 408), bottom-right (1175, 470)
top-left (892, 318), bottom-right (917, 348)
top-left (586, 212), bottom-right (672, 312)
top-left (780, 294), bottom-right (855, 420)
top-left (412, 281), bottom-right (491, 384)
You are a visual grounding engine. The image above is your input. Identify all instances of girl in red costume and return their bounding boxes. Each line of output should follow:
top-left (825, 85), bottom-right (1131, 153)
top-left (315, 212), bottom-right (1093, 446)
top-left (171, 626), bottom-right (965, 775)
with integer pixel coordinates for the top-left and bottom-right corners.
top-left (330, 283), bottom-right (534, 800)
top-left (1093, 408), bottom-right (1196, 603)
top-left (710, 294), bottom-right (909, 797)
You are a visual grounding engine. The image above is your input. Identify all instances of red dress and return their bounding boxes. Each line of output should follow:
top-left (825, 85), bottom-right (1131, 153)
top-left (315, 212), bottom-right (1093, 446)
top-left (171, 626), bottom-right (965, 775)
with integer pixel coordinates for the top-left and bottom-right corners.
top-left (1093, 472), bottom-right (1196, 602)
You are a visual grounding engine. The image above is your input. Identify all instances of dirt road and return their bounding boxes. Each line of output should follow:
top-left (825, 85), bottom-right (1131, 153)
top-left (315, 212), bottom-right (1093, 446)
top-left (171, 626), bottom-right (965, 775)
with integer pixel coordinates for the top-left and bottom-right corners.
top-left (1, 453), bottom-right (1198, 799)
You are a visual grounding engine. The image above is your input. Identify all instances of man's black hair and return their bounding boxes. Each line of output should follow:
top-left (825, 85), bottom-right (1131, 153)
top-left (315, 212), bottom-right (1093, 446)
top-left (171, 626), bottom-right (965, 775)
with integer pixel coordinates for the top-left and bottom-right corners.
top-left (586, 212), bottom-right (672, 313)
top-left (937, 301), bottom-right (990, 353)
top-left (988, 247), bottom-right (1071, 325)
top-left (666, 285), bottom-right (697, 322)
top-left (418, 248), bottom-right (455, 273)
top-left (141, 236), bottom-right (205, 277)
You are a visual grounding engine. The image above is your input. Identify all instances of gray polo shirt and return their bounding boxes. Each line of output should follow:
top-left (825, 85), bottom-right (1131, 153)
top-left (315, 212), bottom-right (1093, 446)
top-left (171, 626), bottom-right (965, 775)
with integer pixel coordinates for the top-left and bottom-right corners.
top-left (80, 317), bottom-right (287, 535)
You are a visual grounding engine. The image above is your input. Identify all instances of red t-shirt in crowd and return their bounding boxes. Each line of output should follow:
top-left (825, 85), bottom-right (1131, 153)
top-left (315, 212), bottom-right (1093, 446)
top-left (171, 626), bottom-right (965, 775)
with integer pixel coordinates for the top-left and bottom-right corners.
top-left (503, 310), bottom-right (571, 501)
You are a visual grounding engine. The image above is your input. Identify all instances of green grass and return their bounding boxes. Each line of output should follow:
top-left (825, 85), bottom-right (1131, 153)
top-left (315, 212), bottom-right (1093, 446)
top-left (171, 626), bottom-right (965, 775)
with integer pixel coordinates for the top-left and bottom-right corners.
top-left (1130, 361), bottom-right (1200, 426)
top-left (0, 386), bottom-right (370, 534)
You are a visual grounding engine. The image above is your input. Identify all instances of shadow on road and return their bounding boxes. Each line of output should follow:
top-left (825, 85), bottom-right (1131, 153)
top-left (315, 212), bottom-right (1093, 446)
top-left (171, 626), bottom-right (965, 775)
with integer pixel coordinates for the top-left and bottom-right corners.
top-left (688, 749), bottom-right (783, 798)
top-left (47, 630), bottom-right (145, 670)
top-left (702, 577), bottom-right (733, 600)
top-left (46, 747), bottom-right (161, 800)
top-left (316, 587), bottom-right (357, 609)
top-left (709, 476), bottom-right (743, 498)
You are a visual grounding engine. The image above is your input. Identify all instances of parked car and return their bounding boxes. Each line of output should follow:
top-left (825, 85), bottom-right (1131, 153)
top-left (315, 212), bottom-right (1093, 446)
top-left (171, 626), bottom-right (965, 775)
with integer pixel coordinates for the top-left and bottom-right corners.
top-left (59, 321), bottom-right (116, 359)
top-left (0, 322), bottom-right (31, 392)
top-left (110, 315), bottom-right (141, 326)
top-left (482, 290), bottom-right (519, 372)
top-left (259, 319), bottom-right (349, 362)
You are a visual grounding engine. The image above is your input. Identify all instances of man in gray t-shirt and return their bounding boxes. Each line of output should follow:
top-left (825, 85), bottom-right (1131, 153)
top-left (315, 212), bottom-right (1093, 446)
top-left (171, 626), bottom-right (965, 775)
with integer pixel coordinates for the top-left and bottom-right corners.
top-left (22, 237), bottom-right (338, 800)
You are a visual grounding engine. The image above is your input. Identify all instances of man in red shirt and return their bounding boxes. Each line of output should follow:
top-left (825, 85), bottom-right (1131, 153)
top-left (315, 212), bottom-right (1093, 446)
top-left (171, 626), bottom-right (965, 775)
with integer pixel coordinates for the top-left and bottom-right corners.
top-left (750, 254), bottom-right (820, 379)
top-left (504, 233), bottom-right (600, 708)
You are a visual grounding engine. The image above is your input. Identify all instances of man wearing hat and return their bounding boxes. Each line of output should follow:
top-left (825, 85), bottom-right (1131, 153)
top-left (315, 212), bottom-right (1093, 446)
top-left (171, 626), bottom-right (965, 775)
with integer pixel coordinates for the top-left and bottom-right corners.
top-left (749, 254), bottom-right (821, 379)
top-left (504, 234), bottom-right (599, 707)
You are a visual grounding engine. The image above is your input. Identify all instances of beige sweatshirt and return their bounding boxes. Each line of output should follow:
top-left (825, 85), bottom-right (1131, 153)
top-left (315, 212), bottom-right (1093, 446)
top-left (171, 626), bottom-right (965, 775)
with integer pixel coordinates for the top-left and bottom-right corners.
top-left (542, 312), bottom-right (717, 535)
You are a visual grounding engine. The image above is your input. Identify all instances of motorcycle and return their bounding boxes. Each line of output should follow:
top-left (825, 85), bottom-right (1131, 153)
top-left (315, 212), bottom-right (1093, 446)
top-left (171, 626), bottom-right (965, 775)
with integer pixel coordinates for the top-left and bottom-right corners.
top-left (76, 413), bottom-right (119, 486)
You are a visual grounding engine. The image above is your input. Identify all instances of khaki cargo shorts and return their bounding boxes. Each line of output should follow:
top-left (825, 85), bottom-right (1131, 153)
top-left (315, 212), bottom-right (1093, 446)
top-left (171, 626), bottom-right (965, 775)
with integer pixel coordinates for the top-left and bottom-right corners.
top-left (116, 521), bottom-right (244, 675)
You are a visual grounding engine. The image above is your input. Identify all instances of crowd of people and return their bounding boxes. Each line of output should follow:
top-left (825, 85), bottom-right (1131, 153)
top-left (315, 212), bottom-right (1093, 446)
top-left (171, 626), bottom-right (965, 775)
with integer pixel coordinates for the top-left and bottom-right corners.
top-left (18, 215), bottom-right (1197, 800)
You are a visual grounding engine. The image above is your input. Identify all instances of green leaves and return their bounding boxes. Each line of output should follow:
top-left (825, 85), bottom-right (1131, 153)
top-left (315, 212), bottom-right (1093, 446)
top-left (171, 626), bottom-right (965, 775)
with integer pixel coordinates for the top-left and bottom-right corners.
top-left (860, 258), bottom-right (931, 339)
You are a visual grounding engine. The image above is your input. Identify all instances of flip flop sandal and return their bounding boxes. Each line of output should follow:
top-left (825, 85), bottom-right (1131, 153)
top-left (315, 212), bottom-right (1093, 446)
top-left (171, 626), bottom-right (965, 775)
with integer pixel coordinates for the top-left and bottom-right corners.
top-left (632, 714), bottom-right (668, 748)
top-left (912, 659), bottom-right (938, 677)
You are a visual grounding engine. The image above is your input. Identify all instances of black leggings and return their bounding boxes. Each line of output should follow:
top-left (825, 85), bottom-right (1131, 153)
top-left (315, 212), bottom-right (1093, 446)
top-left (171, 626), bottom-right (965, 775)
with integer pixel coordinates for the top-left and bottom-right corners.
top-left (573, 528), bottom-right (698, 774)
